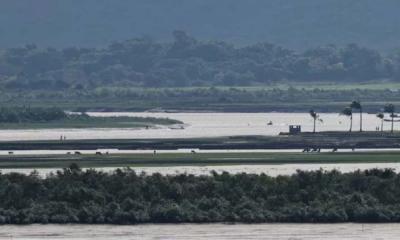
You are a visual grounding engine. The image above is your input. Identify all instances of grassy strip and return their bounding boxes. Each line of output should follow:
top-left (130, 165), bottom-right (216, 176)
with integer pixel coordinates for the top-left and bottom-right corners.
top-left (1, 132), bottom-right (400, 150)
top-left (0, 116), bottom-right (182, 129)
top-left (3, 82), bottom-right (400, 112)
top-left (1, 152), bottom-right (400, 169)
top-left (100, 82), bottom-right (400, 91)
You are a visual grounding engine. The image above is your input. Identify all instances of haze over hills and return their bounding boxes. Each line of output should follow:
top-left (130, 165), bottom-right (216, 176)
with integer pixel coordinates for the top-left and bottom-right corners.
top-left (5, 4), bottom-right (400, 113)
top-left (0, 0), bottom-right (400, 51)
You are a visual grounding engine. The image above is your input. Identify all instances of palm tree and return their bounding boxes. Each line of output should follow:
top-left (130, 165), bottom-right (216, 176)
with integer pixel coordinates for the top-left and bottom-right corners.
top-left (340, 107), bottom-right (353, 132)
top-left (350, 101), bottom-right (362, 132)
top-left (384, 104), bottom-right (396, 133)
top-left (309, 109), bottom-right (318, 133)
top-left (376, 113), bottom-right (384, 132)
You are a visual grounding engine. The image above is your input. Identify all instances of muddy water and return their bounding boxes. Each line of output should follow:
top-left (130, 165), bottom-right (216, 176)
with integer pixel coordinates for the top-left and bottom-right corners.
top-left (0, 112), bottom-right (387, 141)
top-left (0, 223), bottom-right (398, 239)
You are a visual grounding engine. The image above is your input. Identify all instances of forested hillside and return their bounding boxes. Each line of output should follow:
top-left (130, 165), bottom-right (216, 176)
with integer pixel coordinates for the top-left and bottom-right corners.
top-left (1, 31), bottom-right (400, 89)
top-left (1, 0), bottom-right (400, 51)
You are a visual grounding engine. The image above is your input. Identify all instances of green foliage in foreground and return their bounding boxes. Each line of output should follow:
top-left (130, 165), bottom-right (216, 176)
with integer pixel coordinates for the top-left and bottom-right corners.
top-left (0, 166), bottom-right (400, 224)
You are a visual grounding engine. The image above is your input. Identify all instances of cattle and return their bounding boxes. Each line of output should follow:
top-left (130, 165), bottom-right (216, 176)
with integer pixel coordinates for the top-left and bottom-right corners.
top-left (302, 147), bottom-right (310, 153)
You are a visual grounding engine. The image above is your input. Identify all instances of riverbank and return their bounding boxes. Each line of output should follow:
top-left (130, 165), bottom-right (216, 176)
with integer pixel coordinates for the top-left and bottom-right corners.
top-left (0, 116), bottom-right (182, 129)
top-left (0, 131), bottom-right (399, 150)
top-left (4, 83), bottom-right (400, 113)
top-left (6, 162), bottom-right (400, 178)
top-left (1, 223), bottom-right (399, 240)
top-left (1, 151), bottom-right (400, 169)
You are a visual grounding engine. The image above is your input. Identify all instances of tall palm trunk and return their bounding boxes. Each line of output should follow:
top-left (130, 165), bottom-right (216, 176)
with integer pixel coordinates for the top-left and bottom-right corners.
top-left (391, 114), bottom-right (394, 133)
top-left (359, 108), bottom-right (363, 132)
top-left (313, 119), bottom-right (316, 133)
top-left (349, 115), bottom-right (353, 132)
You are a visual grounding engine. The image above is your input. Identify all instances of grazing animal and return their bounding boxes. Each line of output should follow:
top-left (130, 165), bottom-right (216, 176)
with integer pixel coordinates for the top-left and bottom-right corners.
top-left (332, 148), bottom-right (338, 152)
top-left (191, 150), bottom-right (197, 154)
top-left (312, 148), bottom-right (318, 152)
top-left (95, 152), bottom-right (102, 155)
top-left (302, 147), bottom-right (310, 153)
top-left (74, 151), bottom-right (81, 155)
top-left (8, 151), bottom-right (13, 155)
top-left (106, 151), bottom-right (109, 155)
top-left (66, 152), bottom-right (71, 155)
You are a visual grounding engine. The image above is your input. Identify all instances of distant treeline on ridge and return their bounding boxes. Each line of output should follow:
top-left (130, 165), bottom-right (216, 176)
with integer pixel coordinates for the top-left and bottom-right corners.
top-left (1, 31), bottom-right (400, 90)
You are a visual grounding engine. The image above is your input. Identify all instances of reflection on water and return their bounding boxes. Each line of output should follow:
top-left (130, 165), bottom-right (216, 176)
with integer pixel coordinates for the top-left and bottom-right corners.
top-left (0, 112), bottom-right (387, 141)
top-left (0, 223), bottom-right (399, 239)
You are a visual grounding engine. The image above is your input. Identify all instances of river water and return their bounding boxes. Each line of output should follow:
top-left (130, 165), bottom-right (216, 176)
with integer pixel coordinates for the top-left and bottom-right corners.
top-left (0, 112), bottom-right (397, 239)
top-left (0, 223), bottom-right (398, 239)
top-left (0, 112), bottom-right (388, 141)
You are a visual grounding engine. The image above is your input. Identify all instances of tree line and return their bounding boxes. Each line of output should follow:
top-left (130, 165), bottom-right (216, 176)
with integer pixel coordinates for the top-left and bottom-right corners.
top-left (1, 31), bottom-right (400, 90)
top-left (4, 86), bottom-right (400, 113)
top-left (0, 165), bottom-right (400, 224)
top-left (0, 107), bottom-right (67, 123)
top-left (310, 101), bottom-right (398, 133)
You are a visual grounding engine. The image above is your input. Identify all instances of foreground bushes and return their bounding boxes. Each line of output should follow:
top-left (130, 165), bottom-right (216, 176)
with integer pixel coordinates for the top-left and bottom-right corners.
top-left (1, 166), bottom-right (400, 224)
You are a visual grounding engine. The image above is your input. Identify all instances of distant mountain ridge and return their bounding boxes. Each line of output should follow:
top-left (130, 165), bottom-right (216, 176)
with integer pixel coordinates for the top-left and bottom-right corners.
top-left (0, 0), bottom-right (399, 51)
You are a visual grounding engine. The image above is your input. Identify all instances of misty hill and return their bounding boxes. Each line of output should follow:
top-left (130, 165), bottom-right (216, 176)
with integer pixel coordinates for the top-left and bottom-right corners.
top-left (0, 0), bottom-right (400, 51)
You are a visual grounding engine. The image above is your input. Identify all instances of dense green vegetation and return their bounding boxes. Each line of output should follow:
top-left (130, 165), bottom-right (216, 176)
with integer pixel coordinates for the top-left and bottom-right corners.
top-left (2, 32), bottom-right (400, 111)
top-left (0, 107), bottom-right (181, 129)
top-left (0, 166), bottom-right (400, 224)
top-left (1, 32), bottom-right (400, 90)
top-left (2, 1), bottom-right (400, 112)
top-left (0, 107), bottom-right (66, 123)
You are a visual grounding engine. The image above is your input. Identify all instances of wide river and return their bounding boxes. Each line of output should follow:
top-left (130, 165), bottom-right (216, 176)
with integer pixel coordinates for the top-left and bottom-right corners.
top-left (1, 223), bottom-right (399, 239)
top-left (0, 112), bottom-right (388, 141)
top-left (0, 113), bottom-right (398, 239)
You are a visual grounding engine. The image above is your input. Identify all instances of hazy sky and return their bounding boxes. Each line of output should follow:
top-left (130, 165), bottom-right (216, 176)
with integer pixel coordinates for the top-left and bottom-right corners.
top-left (0, 0), bottom-right (399, 50)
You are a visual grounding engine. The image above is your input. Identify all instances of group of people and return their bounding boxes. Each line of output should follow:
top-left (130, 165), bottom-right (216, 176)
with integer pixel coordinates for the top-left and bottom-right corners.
top-left (59, 135), bottom-right (67, 141)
